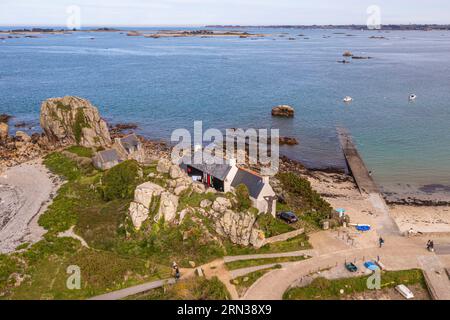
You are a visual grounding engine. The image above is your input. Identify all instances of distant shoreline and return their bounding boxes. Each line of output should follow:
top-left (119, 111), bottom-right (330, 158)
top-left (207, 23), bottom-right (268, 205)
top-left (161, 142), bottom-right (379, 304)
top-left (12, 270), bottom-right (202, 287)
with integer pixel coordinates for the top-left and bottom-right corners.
top-left (1, 24), bottom-right (450, 33)
top-left (208, 24), bottom-right (450, 31)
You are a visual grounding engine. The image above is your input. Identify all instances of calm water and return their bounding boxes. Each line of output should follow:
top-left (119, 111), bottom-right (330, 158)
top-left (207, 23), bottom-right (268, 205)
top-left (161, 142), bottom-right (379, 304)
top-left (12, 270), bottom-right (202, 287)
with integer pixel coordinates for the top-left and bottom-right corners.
top-left (1, 27), bottom-right (449, 197)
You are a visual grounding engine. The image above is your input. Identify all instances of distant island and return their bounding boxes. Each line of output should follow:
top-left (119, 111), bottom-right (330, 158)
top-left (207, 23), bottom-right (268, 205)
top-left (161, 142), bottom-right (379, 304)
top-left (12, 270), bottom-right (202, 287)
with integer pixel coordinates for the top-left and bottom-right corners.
top-left (207, 24), bottom-right (450, 31)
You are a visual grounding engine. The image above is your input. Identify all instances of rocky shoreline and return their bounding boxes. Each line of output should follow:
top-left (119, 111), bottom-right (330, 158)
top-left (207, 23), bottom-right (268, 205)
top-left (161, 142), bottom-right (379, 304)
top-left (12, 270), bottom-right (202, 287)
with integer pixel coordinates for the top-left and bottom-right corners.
top-left (1, 100), bottom-right (448, 205)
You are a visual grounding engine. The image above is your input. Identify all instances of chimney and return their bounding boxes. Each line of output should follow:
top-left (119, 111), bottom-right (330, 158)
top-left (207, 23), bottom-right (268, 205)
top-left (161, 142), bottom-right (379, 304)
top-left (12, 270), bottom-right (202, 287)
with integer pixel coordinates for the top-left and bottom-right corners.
top-left (262, 176), bottom-right (270, 184)
top-left (229, 158), bottom-right (237, 167)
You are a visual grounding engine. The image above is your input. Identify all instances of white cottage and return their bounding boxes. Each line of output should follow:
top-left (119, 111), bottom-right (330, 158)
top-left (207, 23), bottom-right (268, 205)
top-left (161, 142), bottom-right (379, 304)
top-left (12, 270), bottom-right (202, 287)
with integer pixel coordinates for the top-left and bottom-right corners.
top-left (181, 156), bottom-right (277, 216)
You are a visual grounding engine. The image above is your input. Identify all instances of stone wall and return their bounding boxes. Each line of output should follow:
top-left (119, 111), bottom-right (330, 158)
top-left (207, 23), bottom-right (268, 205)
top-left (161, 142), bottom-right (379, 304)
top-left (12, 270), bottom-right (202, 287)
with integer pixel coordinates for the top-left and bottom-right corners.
top-left (255, 228), bottom-right (305, 249)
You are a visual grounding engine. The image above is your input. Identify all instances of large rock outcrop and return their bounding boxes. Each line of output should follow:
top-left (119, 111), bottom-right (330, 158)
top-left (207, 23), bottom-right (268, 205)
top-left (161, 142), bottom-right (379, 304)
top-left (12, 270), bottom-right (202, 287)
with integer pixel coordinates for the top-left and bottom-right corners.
top-left (210, 197), bottom-right (265, 247)
top-left (128, 181), bottom-right (179, 229)
top-left (271, 105), bottom-right (295, 118)
top-left (214, 209), bottom-right (264, 247)
top-left (40, 96), bottom-right (111, 147)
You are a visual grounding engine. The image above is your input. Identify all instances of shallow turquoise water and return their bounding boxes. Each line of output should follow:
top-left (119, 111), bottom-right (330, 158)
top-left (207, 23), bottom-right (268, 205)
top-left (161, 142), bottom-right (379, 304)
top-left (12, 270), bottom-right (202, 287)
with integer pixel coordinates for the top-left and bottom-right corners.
top-left (0, 27), bottom-right (449, 196)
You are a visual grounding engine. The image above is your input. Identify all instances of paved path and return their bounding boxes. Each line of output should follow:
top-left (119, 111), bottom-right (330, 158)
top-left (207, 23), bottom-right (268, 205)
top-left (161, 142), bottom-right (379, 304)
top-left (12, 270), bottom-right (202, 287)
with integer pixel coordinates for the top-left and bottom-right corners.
top-left (224, 250), bottom-right (315, 263)
top-left (242, 244), bottom-right (429, 300)
top-left (230, 262), bottom-right (296, 279)
top-left (418, 255), bottom-right (450, 300)
top-left (435, 244), bottom-right (450, 255)
top-left (89, 278), bottom-right (175, 300)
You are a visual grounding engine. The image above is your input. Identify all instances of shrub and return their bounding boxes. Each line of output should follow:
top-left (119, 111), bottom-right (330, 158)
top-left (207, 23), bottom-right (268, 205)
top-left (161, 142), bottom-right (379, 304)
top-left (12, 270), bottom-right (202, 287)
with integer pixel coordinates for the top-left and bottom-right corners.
top-left (133, 276), bottom-right (230, 300)
top-left (234, 184), bottom-right (252, 212)
top-left (102, 160), bottom-right (140, 201)
top-left (0, 254), bottom-right (17, 287)
top-left (277, 173), bottom-right (332, 226)
top-left (256, 213), bottom-right (294, 237)
top-left (44, 152), bottom-right (81, 181)
top-left (38, 183), bottom-right (79, 233)
top-left (73, 108), bottom-right (90, 144)
top-left (65, 146), bottom-right (94, 158)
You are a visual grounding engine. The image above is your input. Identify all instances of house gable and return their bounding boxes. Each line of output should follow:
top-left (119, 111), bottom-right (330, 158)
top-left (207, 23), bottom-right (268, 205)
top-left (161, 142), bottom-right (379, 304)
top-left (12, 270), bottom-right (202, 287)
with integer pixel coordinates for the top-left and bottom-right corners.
top-left (230, 168), bottom-right (265, 200)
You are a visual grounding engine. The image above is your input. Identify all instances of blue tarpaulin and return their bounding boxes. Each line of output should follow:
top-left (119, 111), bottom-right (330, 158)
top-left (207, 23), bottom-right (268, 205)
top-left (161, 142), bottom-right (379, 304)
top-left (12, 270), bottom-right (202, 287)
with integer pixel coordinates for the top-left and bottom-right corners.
top-left (356, 224), bottom-right (371, 232)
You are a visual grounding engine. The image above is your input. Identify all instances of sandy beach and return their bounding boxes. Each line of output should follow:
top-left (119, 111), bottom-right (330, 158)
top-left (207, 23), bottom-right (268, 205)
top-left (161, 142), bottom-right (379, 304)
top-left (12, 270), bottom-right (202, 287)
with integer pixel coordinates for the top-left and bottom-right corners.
top-left (390, 205), bottom-right (450, 235)
top-left (305, 170), bottom-right (450, 242)
top-left (0, 159), bottom-right (62, 253)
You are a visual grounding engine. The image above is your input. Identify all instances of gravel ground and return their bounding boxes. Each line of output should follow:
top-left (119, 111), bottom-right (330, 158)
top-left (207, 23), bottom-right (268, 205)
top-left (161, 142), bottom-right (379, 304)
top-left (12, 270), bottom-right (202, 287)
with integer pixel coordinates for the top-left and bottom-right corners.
top-left (0, 159), bottom-right (61, 253)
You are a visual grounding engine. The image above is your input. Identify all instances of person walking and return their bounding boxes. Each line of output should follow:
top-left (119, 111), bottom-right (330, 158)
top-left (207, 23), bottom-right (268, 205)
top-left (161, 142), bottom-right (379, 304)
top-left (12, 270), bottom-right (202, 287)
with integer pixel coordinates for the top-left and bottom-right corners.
top-left (175, 267), bottom-right (181, 281)
top-left (379, 237), bottom-right (385, 248)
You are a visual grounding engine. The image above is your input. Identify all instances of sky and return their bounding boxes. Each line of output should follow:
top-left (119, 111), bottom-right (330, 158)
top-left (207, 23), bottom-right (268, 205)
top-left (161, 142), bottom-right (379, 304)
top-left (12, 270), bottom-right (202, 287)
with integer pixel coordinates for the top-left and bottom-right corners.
top-left (1, 0), bottom-right (449, 27)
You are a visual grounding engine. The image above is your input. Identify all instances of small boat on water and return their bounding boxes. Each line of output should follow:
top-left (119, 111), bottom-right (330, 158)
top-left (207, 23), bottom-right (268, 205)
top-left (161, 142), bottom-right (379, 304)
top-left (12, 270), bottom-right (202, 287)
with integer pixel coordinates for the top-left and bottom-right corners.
top-left (343, 96), bottom-right (353, 103)
top-left (409, 94), bottom-right (417, 101)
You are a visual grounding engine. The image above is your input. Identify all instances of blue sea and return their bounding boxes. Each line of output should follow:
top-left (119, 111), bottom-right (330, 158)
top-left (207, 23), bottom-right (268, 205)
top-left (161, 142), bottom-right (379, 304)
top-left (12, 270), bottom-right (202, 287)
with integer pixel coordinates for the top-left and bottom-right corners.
top-left (1, 27), bottom-right (449, 198)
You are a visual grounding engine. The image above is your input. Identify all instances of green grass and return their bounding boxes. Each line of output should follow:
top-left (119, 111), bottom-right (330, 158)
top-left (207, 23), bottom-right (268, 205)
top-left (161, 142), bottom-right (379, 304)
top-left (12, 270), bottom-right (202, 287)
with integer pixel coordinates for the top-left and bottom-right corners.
top-left (225, 234), bottom-right (311, 256)
top-left (256, 213), bottom-right (295, 237)
top-left (127, 276), bottom-right (230, 300)
top-left (225, 256), bottom-right (309, 271)
top-left (117, 216), bottom-right (226, 268)
top-left (1, 152), bottom-right (318, 300)
top-left (65, 146), bottom-right (94, 158)
top-left (38, 183), bottom-right (80, 234)
top-left (5, 237), bottom-right (171, 300)
top-left (178, 190), bottom-right (218, 211)
top-left (0, 255), bottom-right (19, 288)
top-left (283, 269), bottom-right (427, 300)
top-left (231, 265), bottom-right (282, 296)
top-left (0, 152), bottom-right (202, 299)
top-left (101, 160), bottom-right (140, 201)
top-left (44, 152), bottom-right (82, 181)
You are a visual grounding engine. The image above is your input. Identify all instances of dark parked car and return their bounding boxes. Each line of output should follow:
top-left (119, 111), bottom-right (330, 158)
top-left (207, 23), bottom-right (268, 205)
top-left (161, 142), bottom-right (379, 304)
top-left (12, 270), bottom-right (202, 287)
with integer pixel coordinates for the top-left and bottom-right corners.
top-left (277, 211), bottom-right (298, 224)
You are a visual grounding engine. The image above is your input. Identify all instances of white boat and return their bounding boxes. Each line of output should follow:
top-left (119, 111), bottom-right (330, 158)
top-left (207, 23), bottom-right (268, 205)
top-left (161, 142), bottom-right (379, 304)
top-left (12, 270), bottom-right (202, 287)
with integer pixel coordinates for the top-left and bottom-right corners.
top-left (395, 284), bottom-right (414, 299)
top-left (409, 94), bottom-right (417, 101)
top-left (343, 96), bottom-right (353, 103)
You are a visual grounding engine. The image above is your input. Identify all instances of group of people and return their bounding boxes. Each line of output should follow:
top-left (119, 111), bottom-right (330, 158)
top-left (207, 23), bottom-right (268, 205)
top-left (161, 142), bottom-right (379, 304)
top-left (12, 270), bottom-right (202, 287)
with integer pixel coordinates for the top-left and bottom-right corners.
top-left (380, 236), bottom-right (435, 252)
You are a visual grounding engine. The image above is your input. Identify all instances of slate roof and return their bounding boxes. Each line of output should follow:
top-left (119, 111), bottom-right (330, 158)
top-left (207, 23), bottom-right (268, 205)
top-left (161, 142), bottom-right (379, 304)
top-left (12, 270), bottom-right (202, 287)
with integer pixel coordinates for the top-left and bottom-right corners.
top-left (120, 134), bottom-right (140, 149)
top-left (97, 149), bottom-right (120, 163)
top-left (181, 153), bottom-right (232, 181)
top-left (231, 168), bottom-right (265, 199)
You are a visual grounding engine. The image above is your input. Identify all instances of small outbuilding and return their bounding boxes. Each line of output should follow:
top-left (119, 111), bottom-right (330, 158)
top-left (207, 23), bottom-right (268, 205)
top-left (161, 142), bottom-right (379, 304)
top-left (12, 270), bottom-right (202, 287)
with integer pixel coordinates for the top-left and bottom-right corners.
top-left (114, 133), bottom-right (145, 163)
top-left (92, 149), bottom-right (121, 170)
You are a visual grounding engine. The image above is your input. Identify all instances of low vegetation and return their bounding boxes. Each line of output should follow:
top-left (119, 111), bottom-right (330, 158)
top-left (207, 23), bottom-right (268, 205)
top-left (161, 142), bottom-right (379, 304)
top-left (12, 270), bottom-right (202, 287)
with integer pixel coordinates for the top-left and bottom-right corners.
top-left (226, 255), bottom-right (309, 271)
top-left (277, 173), bottom-right (333, 227)
top-left (127, 276), bottom-right (230, 300)
top-left (101, 160), bottom-right (141, 201)
top-left (73, 108), bottom-right (90, 144)
top-left (178, 189), bottom-right (217, 212)
top-left (0, 152), bottom-right (314, 299)
top-left (234, 184), bottom-right (252, 212)
top-left (225, 234), bottom-right (311, 256)
top-left (256, 213), bottom-right (295, 237)
top-left (283, 269), bottom-right (427, 300)
top-left (65, 146), bottom-right (94, 158)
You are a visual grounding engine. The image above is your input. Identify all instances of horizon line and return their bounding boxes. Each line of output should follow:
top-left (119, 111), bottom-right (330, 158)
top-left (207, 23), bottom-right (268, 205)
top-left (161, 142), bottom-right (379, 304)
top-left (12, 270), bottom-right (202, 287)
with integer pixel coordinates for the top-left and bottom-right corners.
top-left (1, 23), bottom-right (450, 28)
